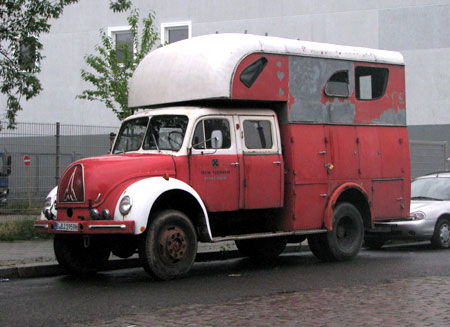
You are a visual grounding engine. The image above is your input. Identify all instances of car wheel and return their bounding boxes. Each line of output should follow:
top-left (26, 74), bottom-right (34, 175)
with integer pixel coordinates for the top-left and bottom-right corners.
top-left (139, 210), bottom-right (197, 280)
top-left (308, 202), bottom-right (364, 261)
top-left (54, 235), bottom-right (110, 276)
top-left (235, 236), bottom-right (287, 259)
top-left (431, 218), bottom-right (450, 249)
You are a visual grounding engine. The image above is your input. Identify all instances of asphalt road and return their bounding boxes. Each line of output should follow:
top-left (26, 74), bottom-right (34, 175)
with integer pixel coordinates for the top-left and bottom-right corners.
top-left (1, 243), bottom-right (449, 327)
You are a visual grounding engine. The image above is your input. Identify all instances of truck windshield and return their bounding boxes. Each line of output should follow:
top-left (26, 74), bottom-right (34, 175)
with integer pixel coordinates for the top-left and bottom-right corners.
top-left (113, 115), bottom-right (188, 153)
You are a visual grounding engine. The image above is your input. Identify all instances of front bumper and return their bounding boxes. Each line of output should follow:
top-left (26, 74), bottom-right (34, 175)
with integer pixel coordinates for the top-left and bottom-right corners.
top-left (367, 218), bottom-right (435, 241)
top-left (34, 219), bottom-right (135, 234)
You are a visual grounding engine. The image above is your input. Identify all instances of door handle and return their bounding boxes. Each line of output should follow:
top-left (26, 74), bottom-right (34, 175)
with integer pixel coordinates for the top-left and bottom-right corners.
top-left (273, 161), bottom-right (281, 165)
top-left (230, 162), bottom-right (240, 166)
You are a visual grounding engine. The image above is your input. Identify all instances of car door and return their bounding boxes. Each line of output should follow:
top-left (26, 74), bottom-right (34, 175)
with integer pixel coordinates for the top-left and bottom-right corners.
top-left (188, 116), bottom-right (240, 212)
top-left (238, 115), bottom-right (283, 209)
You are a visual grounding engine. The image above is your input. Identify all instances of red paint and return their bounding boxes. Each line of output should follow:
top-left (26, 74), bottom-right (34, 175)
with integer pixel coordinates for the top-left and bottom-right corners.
top-left (23, 155), bottom-right (30, 166)
top-left (232, 54), bottom-right (289, 101)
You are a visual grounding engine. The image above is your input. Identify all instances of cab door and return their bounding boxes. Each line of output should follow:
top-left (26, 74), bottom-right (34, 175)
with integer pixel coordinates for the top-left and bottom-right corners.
top-left (188, 116), bottom-right (240, 212)
top-left (238, 115), bottom-right (283, 209)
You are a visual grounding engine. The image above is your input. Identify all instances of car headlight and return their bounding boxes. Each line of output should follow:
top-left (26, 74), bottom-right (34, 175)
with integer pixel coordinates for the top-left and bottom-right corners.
top-left (119, 195), bottom-right (133, 215)
top-left (410, 211), bottom-right (426, 220)
top-left (43, 196), bottom-right (55, 220)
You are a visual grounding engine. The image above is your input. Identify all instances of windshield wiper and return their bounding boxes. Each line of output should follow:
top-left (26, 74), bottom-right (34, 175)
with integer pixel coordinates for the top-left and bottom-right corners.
top-left (411, 196), bottom-right (442, 201)
top-left (149, 124), bottom-right (160, 153)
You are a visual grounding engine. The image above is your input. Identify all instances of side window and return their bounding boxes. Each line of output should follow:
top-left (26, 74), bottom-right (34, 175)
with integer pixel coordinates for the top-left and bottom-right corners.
top-left (243, 120), bottom-right (273, 149)
top-left (192, 118), bottom-right (231, 149)
top-left (325, 71), bottom-right (349, 97)
top-left (356, 67), bottom-right (389, 100)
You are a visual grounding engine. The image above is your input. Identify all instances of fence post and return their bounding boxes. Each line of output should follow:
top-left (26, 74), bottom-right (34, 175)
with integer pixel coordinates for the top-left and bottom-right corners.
top-left (55, 122), bottom-right (60, 185)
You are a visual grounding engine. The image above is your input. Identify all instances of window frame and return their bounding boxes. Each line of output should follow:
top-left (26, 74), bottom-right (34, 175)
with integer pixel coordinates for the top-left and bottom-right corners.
top-left (355, 66), bottom-right (389, 101)
top-left (107, 26), bottom-right (135, 63)
top-left (160, 21), bottom-right (192, 44)
top-left (190, 116), bottom-right (235, 155)
top-left (240, 116), bottom-right (278, 154)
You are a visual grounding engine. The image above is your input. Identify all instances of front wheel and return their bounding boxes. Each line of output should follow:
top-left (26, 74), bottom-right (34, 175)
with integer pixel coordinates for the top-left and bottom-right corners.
top-left (308, 202), bottom-right (364, 261)
top-left (54, 235), bottom-right (111, 276)
top-left (139, 210), bottom-right (198, 280)
top-left (431, 218), bottom-right (450, 249)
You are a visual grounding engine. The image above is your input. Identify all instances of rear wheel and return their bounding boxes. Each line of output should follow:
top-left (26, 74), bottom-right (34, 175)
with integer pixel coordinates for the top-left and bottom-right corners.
top-left (54, 235), bottom-right (111, 276)
top-left (309, 202), bottom-right (364, 261)
top-left (235, 236), bottom-right (287, 259)
top-left (431, 218), bottom-right (450, 249)
top-left (139, 210), bottom-right (197, 280)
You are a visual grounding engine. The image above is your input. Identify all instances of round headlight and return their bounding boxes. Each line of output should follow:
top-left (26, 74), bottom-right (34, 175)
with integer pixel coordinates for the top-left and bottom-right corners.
top-left (43, 196), bottom-right (52, 210)
top-left (410, 211), bottom-right (426, 220)
top-left (119, 195), bottom-right (133, 215)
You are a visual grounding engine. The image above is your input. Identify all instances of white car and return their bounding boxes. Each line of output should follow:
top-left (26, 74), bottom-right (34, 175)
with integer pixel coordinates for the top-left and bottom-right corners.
top-left (365, 172), bottom-right (450, 249)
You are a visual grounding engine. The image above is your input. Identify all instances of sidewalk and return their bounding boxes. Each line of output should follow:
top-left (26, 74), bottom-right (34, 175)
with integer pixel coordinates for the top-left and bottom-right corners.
top-left (0, 238), bottom-right (302, 280)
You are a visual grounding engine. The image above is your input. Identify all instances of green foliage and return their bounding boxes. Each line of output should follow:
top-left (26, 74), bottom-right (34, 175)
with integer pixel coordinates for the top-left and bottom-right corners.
top-left (77, 9), bottom-right (159, 120)
top-left (0, 0), bottom-right (132, 129)
top-left (0, 219), bottom-right (51, 241)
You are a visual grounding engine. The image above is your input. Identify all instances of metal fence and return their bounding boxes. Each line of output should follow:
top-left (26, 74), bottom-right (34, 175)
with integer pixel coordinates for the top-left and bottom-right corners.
top-left (410, 140), bottom-right (448, 178)
top-left (0, 121), bottom-right (118, 212)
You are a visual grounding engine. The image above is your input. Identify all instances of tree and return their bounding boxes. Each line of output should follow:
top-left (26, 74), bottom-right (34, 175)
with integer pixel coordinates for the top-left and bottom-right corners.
top-left (0, 0), bottom-right (132, 129)
top-left (77, 9), bottom-right (158, 120)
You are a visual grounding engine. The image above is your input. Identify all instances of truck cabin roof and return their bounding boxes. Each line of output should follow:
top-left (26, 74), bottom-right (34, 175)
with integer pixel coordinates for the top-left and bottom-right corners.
top-left (128, 33), bottom-right (404, 111)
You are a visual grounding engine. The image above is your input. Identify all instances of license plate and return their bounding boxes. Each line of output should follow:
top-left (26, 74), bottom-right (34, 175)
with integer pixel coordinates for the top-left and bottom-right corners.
top-left (54, 222), bottom-right (79, 232)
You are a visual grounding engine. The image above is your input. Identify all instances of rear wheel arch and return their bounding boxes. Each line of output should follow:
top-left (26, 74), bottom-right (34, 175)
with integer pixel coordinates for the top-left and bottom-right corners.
top-left (324, 183), bottom-right (372, 231)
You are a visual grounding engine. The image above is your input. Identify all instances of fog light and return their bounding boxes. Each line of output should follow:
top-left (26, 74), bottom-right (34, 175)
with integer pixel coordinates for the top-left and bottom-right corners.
top-left (90, 208), bottom-right (100, 220)
top-left (102, 209), bottom-right (111, 219)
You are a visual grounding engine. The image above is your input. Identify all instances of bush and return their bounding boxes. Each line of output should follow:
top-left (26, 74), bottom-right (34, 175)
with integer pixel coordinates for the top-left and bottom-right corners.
top-left (0, 220), bottom-right (52, 241)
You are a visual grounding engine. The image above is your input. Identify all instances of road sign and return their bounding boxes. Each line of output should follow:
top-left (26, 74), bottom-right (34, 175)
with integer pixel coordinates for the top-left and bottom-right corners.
top-left (24, 155), bottom-right (31, 166)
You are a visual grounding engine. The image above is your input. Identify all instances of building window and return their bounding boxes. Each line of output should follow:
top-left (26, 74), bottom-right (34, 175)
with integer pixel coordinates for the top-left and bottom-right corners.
top-left (108, 26), bottom-right (134, 63)
top-left (18, 37), bottom-right (37, 71)
top-left (355, 67), bottom-right (389, 100)
top-left (161, 22), bottom-right (191, 44)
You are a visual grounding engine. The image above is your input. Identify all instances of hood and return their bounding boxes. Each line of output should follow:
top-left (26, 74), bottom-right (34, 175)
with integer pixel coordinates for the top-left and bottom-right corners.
top-left (410, 200), bottom-right (450, 216)
top-left (57, 153), bottom-right (175, 207)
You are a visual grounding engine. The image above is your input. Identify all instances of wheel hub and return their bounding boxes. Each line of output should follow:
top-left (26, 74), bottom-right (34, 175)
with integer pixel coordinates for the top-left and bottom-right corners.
top-left (440, 224), bottom-right (450, 246)
top-left (162, 227), bottom-right (188, 261)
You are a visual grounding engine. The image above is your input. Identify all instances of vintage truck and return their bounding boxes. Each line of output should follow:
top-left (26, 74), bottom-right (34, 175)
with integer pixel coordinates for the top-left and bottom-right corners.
top-left (35, 34), bottom-right (410, 280)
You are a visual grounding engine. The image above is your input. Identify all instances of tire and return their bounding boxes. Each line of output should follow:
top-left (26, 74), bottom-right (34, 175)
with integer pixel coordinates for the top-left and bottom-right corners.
top-left (54, 235), bottom-right (111, 276)
top-left (235, 236), bottom-right (287, 259)
top-left (364, 239), bottom-right (385, 250)
top-left (308, 202), bottom-right (364, 262)
top-left (139, 210), bottom-right (198, 281)
top-left (431, 218), bottom-right (450, 249)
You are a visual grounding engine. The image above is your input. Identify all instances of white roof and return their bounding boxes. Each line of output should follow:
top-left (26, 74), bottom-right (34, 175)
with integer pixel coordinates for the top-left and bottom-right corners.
top-left (128, 33), bottom-right (404, 108)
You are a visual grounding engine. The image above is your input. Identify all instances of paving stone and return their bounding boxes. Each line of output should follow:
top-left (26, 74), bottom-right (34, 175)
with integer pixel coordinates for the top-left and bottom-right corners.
top-left (69, 276), bottom-right (450, 327)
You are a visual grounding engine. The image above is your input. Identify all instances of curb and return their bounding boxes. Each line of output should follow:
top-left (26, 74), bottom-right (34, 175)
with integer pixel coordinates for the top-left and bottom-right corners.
top-left (0, 245), bottom-right (303, 280)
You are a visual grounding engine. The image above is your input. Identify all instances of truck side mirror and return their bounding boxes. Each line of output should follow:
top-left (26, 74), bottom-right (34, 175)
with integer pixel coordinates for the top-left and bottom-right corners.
top-left (6, 155), bottom-right (11, 176)
top-left (211, 130), bottom-right (223, 149)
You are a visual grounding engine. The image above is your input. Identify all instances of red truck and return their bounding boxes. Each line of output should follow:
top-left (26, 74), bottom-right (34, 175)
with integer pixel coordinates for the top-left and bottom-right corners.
top-left (35, 34), bottom-right (410, 280)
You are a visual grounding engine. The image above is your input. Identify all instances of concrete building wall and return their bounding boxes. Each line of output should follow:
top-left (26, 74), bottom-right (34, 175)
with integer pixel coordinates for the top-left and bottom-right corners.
top-left (1, 0), bottom-right (449, 170)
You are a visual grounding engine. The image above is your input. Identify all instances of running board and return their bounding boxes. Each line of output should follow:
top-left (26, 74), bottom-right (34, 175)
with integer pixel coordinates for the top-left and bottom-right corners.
top-left (212, 229), bottom-right (327, 242)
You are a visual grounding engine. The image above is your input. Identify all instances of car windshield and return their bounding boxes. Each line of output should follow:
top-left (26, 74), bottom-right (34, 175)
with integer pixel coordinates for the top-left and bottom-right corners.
top-left (411, 177), bottom-right (450, 201)
top-left (113, 115), bottom-right (188, 154)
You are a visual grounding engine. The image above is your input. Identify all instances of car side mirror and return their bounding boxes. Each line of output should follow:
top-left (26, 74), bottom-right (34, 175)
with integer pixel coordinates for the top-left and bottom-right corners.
top-left (211, 130), bottom-right (223, 149)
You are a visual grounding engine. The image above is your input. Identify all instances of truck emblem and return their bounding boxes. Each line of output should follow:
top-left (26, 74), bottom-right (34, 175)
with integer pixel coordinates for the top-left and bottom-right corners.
top-left (63, 167), bottom-right (78, 202)
top-left (212, 159), bottom-right (219, 168)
